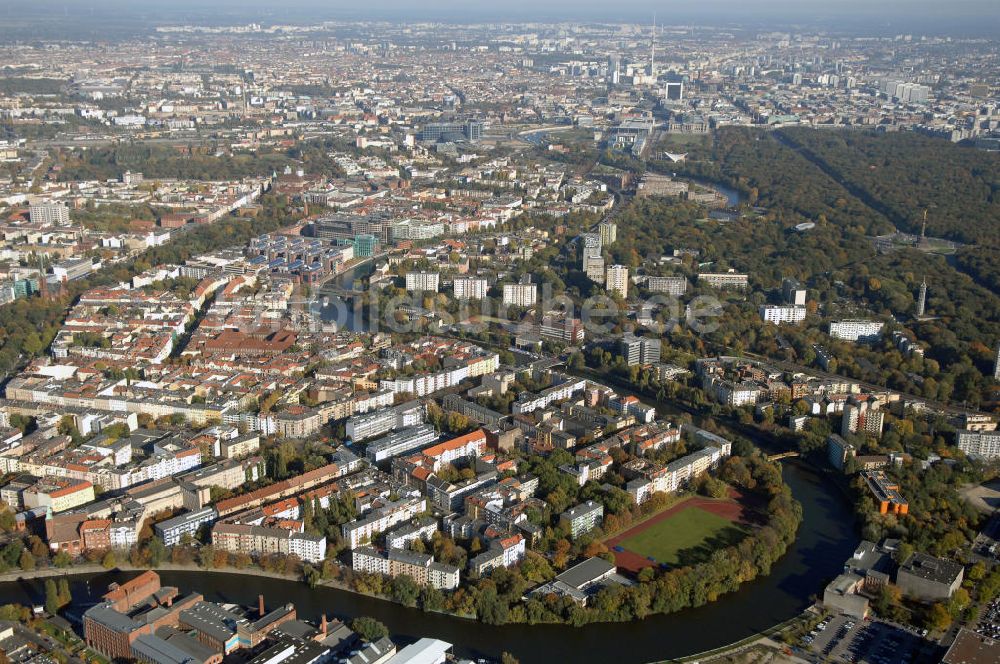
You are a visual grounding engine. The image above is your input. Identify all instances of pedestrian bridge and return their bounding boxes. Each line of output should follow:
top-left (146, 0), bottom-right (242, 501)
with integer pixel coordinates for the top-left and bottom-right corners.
top-left (767, 451), bottom-right (801, 461)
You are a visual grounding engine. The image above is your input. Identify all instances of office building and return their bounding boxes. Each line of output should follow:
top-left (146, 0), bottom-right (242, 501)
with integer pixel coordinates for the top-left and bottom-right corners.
top-left (365, 424), bottom-right (439, 463)
top-left (619, 334), bottom-right (661, 366)
top-left (664, 82), bottom-right (683, 100)
top-left (538, 314), bottom-right (584, 344)
top-left (314, 213), bottom-right (390, 244)
top-left (896, 553), bottom-right (963, 601)
top-left (52, 257), bottom-right (97, 282)
top-left (346, 400), bottom-right (426, 442)
top-left (606, 265), bottom-right (628, 298)
top-left (417, 120), bottom-right (484, 143)
top-left (782, 278), bottom-right (807, 306)
top-left (351, 234), bottom-right (377, 258)
top-left (942, 629), bottom-right (1000, 664)
top-left (862, 471), bottom-right (908, 515)
top-left (155, 508), bottom-right (217, 547)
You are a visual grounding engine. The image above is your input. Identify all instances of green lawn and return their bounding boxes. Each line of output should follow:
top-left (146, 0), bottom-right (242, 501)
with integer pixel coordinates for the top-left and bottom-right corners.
top-left (617, 506), bottom-right (747, 566)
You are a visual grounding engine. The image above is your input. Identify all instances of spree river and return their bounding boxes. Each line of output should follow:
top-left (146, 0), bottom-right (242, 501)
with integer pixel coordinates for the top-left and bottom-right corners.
top-left (0, 462), bottom-right (856, 664)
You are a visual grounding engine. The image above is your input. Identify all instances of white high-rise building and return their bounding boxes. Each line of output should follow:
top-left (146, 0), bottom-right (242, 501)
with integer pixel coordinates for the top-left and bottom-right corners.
top-left (760, 305), bottom-right (807, 325)
top-left (599, 221), bottom-right (617, 246)
top-left (583, 255), bottom-right (605, 283)
top-left (29, 203), bottom-right (70, 225)
top-left (829, 320), bottom-right (884, 342)
top-left (842, 401), bottom-right (884, 438)
top-left (453, 277), bottom-right (488, 300)
top-left (606, 265), bottom-right (628, 298)
top-left (956, 430), bottom-right (1000, 460)
top-left (405, 272), bottom-right (440, 293)
top-left (581, 233), bottom-right (602, 262)
top-left (647, 276), bottom-right (687, 296)
top-left (503, 283), bottom-right (537, 307)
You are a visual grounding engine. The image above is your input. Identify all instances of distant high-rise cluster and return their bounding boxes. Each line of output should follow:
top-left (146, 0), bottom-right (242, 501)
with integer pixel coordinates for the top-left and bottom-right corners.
top-left (880, 79), bottom-right (931, 103)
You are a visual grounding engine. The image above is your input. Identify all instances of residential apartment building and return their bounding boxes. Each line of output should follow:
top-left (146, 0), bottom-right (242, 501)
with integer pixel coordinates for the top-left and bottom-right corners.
top-left (605, 265), bottom-right (629, 298)
top-left (29, 203), bottom-right (70, 225)
top-left (697, 272), bottom-right (748, 290)
top-left (955, 430), bottom-right (1000, 460)
top-left (219, 434), bottom-right (260, 460)
top-left (468, 534), bottom-right (526, 577)
top-left (23, 478), bottom-right (95, 513)
top-left (342, 497), bottom-right (427, 549)
top-left (759, 305), bottom-right (807, 325)
top-left (211, 523), bottom-right (326, 563)
top-left (598, 221), bottom-right (617, 246)
top-left (453, 277), bottom-right (488, 300)
top-left (502, 283), bottom-right (537, 307)
top-left (384, 516), bottom-right (438, 550)
top-left (419, 430), bottom-right (488, 470)
top-left (405, 272), bottom-right (440, 293)
top-left (827, 434), bottom-right (856, 471)
top-left (559, 501), bottom-right (604, 538)
top-left (842, 401), bottom-right (885, 438)
top-left (646, 275), bottom-right (687, 296)
top-left (352, 546), bottom-right (460, 590)
top-left (829, 320), bottom-right (885, 342)
top-left (440, 394), bottom-right (506, 427)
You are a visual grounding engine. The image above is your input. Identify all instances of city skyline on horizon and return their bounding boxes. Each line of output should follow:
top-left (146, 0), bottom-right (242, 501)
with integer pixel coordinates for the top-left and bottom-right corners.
top-left (0, 0), bottom-right (999, 39)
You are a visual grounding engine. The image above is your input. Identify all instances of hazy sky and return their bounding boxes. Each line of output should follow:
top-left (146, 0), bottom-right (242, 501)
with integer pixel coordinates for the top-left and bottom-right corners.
top-left (1, 0), bottom-right (998, 36)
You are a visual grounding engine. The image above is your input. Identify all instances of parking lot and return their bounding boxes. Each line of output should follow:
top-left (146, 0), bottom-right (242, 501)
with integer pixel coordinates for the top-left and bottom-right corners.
top-left (974, 597), bottom-right (1000, 639)
top-left (804, 615), bottom-right (933, 664)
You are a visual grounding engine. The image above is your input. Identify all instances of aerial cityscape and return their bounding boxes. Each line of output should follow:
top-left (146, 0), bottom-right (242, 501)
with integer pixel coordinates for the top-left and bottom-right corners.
top-left (0, 1), bottom-right (997, 663)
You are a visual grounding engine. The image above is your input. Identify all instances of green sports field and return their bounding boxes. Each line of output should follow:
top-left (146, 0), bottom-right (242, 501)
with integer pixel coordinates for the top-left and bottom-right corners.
top-left (616, 506), bottom-right (747, 566)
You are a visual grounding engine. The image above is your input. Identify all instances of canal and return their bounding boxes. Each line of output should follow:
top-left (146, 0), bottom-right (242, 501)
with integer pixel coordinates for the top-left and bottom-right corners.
top-left (0, 461), bottom-right (856, 664)
top-left (314, 259), bottom-right (378, 332)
